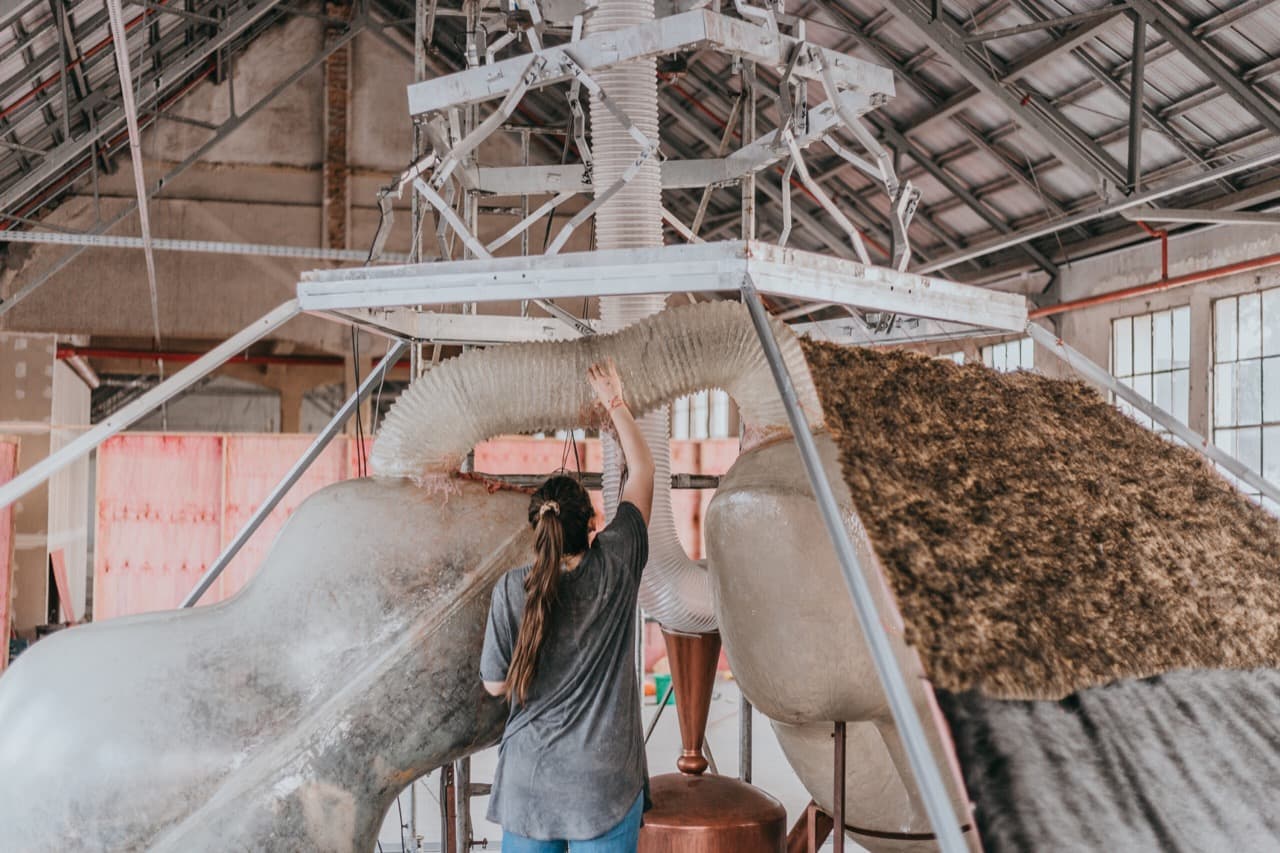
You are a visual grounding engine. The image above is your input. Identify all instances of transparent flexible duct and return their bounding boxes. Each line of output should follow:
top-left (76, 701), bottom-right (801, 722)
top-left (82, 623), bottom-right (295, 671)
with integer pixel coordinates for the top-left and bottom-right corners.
top-left (369, 301), bottom-right (824, 632)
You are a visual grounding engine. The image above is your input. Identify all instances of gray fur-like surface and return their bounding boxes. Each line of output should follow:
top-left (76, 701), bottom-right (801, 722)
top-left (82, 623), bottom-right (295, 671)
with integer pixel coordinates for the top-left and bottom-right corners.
top-left (937, 669), bottom-right (1280, 853)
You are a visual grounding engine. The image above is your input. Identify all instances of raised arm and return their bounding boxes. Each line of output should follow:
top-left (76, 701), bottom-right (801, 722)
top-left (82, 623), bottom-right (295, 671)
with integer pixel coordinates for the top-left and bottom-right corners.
top-left (588, 360), bottom-right (654, 525)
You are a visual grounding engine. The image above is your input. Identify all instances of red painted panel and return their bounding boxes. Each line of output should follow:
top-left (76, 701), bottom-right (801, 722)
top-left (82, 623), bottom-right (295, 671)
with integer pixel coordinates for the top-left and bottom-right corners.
top-left (697, 439), bottom-right (740, 475)
top-left (347, 437), bottom-right (375, 479)
top-left (217, 436), bottom-right (347, 601)
top-left (0, 438), bottom-right (17, 671)
top-left (94, 435), bottom-right (224, 620)
top-left (671, 441), bottom-right (702, 559)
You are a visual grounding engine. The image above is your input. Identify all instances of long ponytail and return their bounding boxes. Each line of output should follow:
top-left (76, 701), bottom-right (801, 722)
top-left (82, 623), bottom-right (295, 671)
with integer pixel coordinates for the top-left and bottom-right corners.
top-left (507, 477), bottom-right (594, 704)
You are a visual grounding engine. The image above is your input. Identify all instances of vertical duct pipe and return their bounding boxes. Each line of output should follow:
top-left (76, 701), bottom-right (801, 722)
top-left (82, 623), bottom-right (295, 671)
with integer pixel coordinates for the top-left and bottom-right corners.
top-left (588, 0), bottom-right (715, 631)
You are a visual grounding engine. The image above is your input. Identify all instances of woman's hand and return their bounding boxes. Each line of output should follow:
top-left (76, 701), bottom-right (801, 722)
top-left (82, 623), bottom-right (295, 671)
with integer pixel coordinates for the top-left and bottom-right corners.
top-left (587, 359), bottom-right (626, 412)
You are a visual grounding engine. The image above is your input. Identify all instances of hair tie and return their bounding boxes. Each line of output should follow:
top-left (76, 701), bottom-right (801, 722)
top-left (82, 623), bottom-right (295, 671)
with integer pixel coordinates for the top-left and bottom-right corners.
top-left (539, 501), bottom-right (560, 517)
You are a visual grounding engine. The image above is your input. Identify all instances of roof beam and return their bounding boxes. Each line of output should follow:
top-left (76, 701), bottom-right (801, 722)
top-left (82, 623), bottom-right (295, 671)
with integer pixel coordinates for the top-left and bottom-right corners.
top-left (1120, 207), bottom-right (1280, 227)
top-left (880, 0), bottom-right (1127, 190)
top-left (875, 120), bottom-right (1059, 277)
top-left (0, 0), bottom-right (289, 217)
top-left (908, 15), bottom-right (1115, 137)
top-left (1124, 0), bottom-right (1280, 138)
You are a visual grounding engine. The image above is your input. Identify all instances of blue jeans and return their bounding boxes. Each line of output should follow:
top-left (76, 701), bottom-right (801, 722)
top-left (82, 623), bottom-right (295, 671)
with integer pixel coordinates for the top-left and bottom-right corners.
top-left (501, 791), bottom-right (644, 852)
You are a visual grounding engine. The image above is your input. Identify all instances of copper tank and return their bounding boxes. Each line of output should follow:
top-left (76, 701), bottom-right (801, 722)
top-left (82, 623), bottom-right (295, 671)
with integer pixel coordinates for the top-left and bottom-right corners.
top-left (639, 630), bottom-right (787, 853)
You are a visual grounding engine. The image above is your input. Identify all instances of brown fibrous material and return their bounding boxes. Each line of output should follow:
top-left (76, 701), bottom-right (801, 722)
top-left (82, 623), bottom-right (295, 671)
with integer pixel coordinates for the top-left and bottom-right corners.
top-left (801, 338), bottom-right (1280, 701)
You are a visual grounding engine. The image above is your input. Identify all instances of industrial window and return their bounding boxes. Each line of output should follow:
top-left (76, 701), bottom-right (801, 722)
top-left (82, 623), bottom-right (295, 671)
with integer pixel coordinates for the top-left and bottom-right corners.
top-left (1212, 291), bottom-right (1280, 506)
top-left (981, 337), bottom-right (1032, 372)
top-left (672, 389), bottom-right (732, 440)
top-left (938, 351), bottom-right (965, 364)
top-left (1111, 306), bottom-right (1190, 435)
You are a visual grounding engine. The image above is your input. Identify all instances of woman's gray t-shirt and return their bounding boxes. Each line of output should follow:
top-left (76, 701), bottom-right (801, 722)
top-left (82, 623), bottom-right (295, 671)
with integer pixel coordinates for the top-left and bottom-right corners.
top-left (479, 501), bottom-right (649, 841)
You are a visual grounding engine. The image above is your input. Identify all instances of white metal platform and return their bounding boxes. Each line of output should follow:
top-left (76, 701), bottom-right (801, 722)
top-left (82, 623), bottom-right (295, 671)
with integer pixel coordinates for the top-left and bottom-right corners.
top-left (297, 241), bottom-right (1029, 339)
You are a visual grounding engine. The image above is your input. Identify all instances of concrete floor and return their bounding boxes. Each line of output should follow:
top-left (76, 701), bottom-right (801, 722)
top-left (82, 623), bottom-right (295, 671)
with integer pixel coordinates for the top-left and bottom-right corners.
top-left (377, 677), bottom-right (858, 851)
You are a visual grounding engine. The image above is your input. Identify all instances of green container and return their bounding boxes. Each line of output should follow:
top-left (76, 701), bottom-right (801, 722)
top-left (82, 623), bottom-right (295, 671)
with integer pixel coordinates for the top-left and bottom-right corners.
top-left (653, 673), bottom-right (675, 706)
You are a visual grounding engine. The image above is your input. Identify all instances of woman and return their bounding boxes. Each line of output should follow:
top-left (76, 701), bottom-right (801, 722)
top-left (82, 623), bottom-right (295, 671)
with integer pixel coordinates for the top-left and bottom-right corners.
top-left (480, 359), bottom-right (655, 853)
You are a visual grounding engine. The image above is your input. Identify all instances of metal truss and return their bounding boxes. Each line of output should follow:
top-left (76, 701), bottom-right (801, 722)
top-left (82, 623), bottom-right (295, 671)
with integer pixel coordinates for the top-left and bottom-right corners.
top-left (0, 0), bottom-right (292, 217)
top-left (377, 8), bottom-right (918, 278)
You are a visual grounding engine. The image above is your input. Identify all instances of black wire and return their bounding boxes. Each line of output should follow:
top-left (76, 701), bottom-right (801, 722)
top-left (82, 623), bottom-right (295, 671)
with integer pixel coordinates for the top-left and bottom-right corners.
top-left (394, 792), bottom-right (407, 853)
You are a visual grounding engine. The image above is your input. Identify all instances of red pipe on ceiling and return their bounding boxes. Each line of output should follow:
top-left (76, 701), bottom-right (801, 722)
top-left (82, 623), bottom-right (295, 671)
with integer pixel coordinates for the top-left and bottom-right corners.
top-left (1029, 251), bottom-right (1280, 319)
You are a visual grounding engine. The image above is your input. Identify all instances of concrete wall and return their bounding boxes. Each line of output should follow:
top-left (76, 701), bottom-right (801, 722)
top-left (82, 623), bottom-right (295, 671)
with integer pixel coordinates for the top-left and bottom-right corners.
top-left (1051, 224), bottom-right (1280, 438)
top-left (1, 333), bottom-right (54, 635)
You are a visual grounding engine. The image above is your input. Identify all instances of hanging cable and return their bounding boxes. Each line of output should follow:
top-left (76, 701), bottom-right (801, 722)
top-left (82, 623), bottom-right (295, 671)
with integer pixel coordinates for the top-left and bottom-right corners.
top-left (104, 0), bottom-right (162, 353)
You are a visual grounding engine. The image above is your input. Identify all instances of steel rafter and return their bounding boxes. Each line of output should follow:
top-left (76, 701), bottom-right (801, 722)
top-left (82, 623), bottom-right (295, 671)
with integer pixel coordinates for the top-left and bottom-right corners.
top-left (881, 0), bottom-right (1126, 191)
top-left (1124, 0), bottom-right (1280, 139)
top-left (0, 0), bottom-right (291, 216)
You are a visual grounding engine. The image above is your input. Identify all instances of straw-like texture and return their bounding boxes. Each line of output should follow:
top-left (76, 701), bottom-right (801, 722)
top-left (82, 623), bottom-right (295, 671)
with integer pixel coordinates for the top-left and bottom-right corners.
top-left (801, 338), bottom-right (1280, 700)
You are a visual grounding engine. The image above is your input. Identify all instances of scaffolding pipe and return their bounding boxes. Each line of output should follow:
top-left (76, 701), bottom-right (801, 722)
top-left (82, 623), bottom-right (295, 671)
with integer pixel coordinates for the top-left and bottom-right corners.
top-left (740, 279), bottom-right (969, 853)
top-left (180, 339), bottom-right (409, 608)
top-left (0, 300), bottom-right (300, 511)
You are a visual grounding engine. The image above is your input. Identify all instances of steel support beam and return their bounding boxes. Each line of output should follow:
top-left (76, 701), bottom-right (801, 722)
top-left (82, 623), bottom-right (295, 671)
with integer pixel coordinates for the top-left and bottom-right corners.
top-left (1125, 0), bottom-right (1280, 138)
top-left (919, 144), bottom-right (1280, 273)
top-left (1027, 323), bottom-right (1280, 505)
top-left (741, 279), bottom-right (968, 853)
top-left (882, 0), bottom-right (1126, 189)
top-left (1120, 207), bottom-right (1280, 227)
top-left (181, 338), bottom-right (408, 607)
top-left (0, 227), bottom-right (411, 261)
top-left (1127, 12), bottom-right (1146, 192)
top-left (0, 300), bottom-right (301, 511)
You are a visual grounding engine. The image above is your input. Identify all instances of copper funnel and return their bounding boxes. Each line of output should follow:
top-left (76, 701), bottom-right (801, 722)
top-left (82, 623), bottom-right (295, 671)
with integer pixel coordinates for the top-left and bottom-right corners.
top-left (661, 629), bottom-right (721, 775)
top-left (642, 629), bottom-right (787, 852)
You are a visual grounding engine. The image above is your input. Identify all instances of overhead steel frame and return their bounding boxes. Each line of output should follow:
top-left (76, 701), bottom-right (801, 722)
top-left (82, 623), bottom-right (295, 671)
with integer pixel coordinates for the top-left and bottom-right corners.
top-left (0, 11), bottom-right (370, 316)
top-left (385, 8), bottom-right (924, 273)
top-left (0, 0), bottom-right (293, 215)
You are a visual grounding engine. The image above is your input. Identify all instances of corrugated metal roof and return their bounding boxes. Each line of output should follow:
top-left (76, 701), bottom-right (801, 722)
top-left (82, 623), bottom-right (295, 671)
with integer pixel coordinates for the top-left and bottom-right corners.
top-left (0, 0), bottom-right (1278, 283)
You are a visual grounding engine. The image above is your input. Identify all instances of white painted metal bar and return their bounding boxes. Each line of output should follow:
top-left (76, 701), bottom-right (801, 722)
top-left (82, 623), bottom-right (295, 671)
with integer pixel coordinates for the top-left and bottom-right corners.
top-left (406, 10), bottom-right (894, 115)
top-left (1120, 207), bottom-right (1280, 227)
top-left (326, 309), bottom-right (597, 343)
top-left (1027, 322), bottom-right (1280, 505)
top-left (0, 229), bottom-right (412, 262)
top-left (740, 279), bottom-right (968, 853)
top-left (297, 242), bottom-right (1028, 332)
top-left (0, 300), bottom-right (301, 511)
top-left (466, 90), bottom-right (870, 194)
top-left (181, 339), bottom-right (409, 607)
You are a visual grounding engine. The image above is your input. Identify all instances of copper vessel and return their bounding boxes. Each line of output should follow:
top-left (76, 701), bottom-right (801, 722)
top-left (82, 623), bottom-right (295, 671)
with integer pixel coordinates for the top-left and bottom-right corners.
top-left (639, 630), bottom-right (787, 853)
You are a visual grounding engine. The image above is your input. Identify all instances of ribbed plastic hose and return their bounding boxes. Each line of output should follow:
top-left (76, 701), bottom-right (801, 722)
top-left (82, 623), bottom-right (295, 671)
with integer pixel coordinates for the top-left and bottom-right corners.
top-left (370, 301), bottom-right (822, 477)
top-left (586, 0), bottom-right (713, 628)
top-left (372, 303), bottom-right (819, 630)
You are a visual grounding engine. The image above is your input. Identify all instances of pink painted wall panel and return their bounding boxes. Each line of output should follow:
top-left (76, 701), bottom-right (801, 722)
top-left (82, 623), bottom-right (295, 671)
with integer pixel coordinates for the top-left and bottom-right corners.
top-left (217, 437), bottom-right (347, 601)
top-left (347, 437), bottom-right (374, 479)
top-left (94, 435), bottom-right (224, 621)
top-left (91, 434), bottom-right (739, 622)
top-left (671, 441), bottom-right (702, 559)
top-left (0, 439), bottom-right (18, 671)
